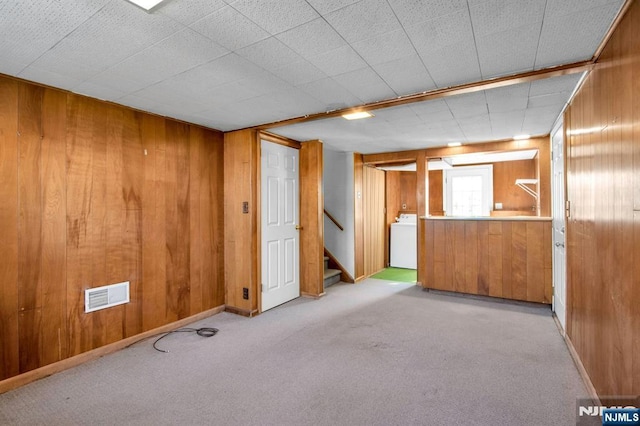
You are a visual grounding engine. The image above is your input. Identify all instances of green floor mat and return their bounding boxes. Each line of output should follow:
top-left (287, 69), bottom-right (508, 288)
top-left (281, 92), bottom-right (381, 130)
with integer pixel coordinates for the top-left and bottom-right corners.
top-left (370, 267), bottom-right (417, 283)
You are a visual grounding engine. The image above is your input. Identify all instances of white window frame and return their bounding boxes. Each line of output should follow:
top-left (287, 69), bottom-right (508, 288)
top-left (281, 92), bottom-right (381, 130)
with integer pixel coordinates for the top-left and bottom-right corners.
top-left (443, 165), bottom-right (493, 217)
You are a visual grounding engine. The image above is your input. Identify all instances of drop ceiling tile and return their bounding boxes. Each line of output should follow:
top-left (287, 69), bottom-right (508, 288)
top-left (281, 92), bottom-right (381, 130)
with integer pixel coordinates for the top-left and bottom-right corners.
top-left (32, 1), bottom-right (183, 72)
top-left (522, 105), bottom-right (563, 132)
top-left (198, 81), bottom-right (258, 105)
top-left (297, 77), bottom-right (363, 110)
top-left (406, 9), bottom-right (474, 53)
top-left (85, 69), bottom-right (152, 95)
top-left (190, 5), bottom-right (270, 51)
top-left (229, 0), bottom-right (319, 35)
top-left (276, 18), bottom-right (346, 58)
top-left (236, 37), bottom-right (303, 72)
top-left (258, 88), bottom-right (326, 118)
top-left (73, 82), bottom-right (128, 102)
top-left (307, 45), bottom-right (368, 77)
top-left (324, 0), bottom-right (402, 44)
top-left (544, 0), bottom-right (624, 18)
top-left (0, 58), bottom-right (28, 75)
top-left (116, 94), bottom-right (168, 116)
top-left (0, 0), bottom-right (111, 68)
top-left (305, 0), bottom-right (361, 15)
top-left (527, 92), bottom-right (571, 109)
top-left (134, 54), bottom-right (264, 102)
top-left (489, 111), bottom-right (526, 135)
top-left (416, 107), bottom-right (456, 124)
top-left (159, 0), bottom-right (229, 26)
top-left (23, 53), bottom-right (102, 83)
top-left (476, 23), bottom-right (540, 79)
top-left (102, 28), bottom-right (228, 87)
top-left (351, 29), bottom-right (416, 66)
top-left (372, 55), bottom-right (436, 96)
top-left (387, 0), bottom-right (468, 27)
top-left (535, 2), bottom-right (622, 68)
top-left (236, 71), bottom-right (294, 97)
top-left (469, 0), bottom-right (546, 38)
top-left (445, 91), bottom-right (488, 119)
top-left (270, 59), bottom-right (327, 86)
top-left (331, 68), bottom-right (395, 103)
top-left (410, 99), bottom-right (450, 115)
top-left (529, 73), bottom-right (582, 96)
top-left (421, 41), bottom-right (482, 88)
top-left (485, 83), bottom-right (530, 113)
top-left (18, 66), bottom-right (84, 92)
top-left (458, 121), bottom-right (494, 141)
top-left (191, 107), bottom-right (249, 131)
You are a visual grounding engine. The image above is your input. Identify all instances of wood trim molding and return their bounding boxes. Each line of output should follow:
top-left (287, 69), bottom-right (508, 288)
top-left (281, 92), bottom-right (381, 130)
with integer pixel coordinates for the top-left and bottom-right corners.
top-left (224, 306), bottom-right (258, 317)
top-left (0, 305), bottom-right (225, 395)
top-left (301, 291), bottom-right (326, 299)
top-left (244, 61), bottom-right (593, 131)
top-left (563, 332), bottom-right (600, 404)
top-left (258, 131), bottom-right (302, 149)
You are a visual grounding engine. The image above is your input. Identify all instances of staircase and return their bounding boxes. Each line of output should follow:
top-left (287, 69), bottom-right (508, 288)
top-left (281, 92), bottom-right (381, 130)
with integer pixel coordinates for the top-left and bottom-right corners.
top-left (324, 256), bottom-right (341, 288)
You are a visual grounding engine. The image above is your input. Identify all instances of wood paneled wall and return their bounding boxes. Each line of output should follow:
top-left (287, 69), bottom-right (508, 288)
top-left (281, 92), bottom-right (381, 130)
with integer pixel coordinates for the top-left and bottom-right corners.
top-left (428, 170), bottom-right (444, 216)
top-left (386, 171), bottom-right (417, 216)
top-left (354, 154), bottom-right (365, 280)
top-left (300, 140), bottom-right (324, 297)
top-left (223, 129), bottom-right (260, 314)
top-left (0, 75), bottom-right (224, 381)
top-left (564, 0), bottom-right (640, 402)
top-left (363, 166), bottom-right (386, 276)
top-left (421, 219), bottom-right (552, 304)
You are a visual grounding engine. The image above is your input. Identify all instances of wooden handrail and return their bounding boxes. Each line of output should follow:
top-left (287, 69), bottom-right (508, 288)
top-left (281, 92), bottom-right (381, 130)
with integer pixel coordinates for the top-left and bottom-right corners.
top-left (324, 209), bottom-right (344, 231)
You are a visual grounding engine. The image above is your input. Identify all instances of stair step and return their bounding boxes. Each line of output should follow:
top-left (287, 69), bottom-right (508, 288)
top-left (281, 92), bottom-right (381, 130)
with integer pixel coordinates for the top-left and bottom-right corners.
top-left (323, 268), bottom-right (341, 288)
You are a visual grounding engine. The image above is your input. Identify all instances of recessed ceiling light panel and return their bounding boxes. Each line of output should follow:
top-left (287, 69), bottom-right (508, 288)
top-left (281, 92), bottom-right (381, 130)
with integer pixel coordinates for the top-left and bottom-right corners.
top-left (513, 134), bottom-right (531, 140)
top-left (342, 111), bottom-right (373, 120)
top-left (126, 0), bottom-right (166, 11)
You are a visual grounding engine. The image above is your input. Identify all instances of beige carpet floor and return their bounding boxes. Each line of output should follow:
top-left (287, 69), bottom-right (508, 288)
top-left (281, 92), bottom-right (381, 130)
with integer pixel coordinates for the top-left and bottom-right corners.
top-left (0, 279), bottom-right (591, 425)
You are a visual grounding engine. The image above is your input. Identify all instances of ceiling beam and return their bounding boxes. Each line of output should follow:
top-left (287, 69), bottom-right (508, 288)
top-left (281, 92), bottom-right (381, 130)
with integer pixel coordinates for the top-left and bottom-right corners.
top-left (245, 60), bottom-right (594, 131)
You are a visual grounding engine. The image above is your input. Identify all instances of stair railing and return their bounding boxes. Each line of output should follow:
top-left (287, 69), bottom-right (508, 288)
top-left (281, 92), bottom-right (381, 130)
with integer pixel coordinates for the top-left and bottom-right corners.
top-left (323, 209), bottom-right (344, 231)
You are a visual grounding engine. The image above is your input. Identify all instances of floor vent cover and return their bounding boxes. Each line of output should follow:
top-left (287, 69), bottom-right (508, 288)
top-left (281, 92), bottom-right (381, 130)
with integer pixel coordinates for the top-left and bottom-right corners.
top-left (85, 281), bottom-right (130, 313)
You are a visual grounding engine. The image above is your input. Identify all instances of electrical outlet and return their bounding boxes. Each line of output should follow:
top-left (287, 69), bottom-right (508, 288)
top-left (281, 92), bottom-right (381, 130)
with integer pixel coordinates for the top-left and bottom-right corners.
top-left (242, 287), bottom-right (249, 300)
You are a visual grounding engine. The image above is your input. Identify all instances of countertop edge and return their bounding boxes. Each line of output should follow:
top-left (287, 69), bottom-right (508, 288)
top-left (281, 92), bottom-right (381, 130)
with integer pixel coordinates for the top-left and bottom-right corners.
top-left (420, 216), bottom-right (552, 221)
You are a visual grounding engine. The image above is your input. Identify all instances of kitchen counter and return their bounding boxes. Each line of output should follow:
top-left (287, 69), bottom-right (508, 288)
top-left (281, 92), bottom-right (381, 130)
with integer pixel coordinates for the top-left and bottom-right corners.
top-left (419, 217), bottom-right (552, 304)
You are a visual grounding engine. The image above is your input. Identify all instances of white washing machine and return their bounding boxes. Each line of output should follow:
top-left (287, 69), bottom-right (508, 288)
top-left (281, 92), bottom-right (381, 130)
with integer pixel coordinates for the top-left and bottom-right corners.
top-left (390, 214), bottom-right (417, 269)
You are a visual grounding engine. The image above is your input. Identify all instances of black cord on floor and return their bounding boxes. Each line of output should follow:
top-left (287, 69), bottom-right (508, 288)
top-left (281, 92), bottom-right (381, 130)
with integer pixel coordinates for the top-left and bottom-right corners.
top-left (152, 327), bottom-right (219, 353)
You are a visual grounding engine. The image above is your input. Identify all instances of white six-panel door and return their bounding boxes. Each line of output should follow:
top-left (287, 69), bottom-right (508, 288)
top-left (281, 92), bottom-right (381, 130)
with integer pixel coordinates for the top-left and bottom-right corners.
top-left (551, 123), bottom-right (567, 330)
top-left (261, 140), bottom-right (300, 312)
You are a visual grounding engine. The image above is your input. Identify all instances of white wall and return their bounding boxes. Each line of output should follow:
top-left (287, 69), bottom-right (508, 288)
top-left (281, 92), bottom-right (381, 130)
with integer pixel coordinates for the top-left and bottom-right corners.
top-left (323, 147), bottom-right (355, 278)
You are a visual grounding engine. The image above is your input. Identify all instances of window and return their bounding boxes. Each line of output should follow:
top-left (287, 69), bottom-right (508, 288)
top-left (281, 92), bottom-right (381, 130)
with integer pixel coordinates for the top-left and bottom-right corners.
top-left (443, 165), bottom-right (493, 216)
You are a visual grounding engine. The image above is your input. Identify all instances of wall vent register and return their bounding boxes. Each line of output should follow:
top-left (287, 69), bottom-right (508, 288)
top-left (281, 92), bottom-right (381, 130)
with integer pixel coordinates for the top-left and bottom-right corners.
top-left (85, 281), bottom-right (130, 313)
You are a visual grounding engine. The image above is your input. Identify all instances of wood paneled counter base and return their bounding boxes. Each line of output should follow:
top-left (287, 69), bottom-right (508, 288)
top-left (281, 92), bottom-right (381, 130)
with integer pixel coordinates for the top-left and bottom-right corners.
top-left (419, 217), bottom-right (552, 304)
